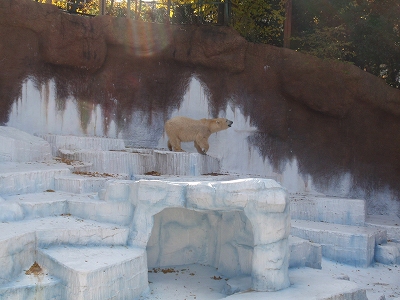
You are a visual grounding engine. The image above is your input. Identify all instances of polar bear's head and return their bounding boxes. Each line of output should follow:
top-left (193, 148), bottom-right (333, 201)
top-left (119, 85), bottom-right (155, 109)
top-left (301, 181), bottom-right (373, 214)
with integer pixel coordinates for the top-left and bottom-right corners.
top-left (208, 118), bottom-right (233, 133)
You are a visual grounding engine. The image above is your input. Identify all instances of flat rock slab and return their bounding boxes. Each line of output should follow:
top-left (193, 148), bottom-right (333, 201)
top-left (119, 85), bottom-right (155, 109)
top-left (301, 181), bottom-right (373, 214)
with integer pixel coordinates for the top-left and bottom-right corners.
top-left (291, 219), bottom-right (386, 267)
top-left (54, 173), bottom-right (129, 194)
top-left (375, 242), bottom-right (400, 265)
top-left (141, 264), bottom-right (228, 300)
top-left (3, 191), bottom-right (71, 220)
top-left (224, 267), bottom-right (367, 300)
top-left (290, 194), bottom-right (366, 226)
top-left (0, 271), bottom-right (63, 299)
top-left (0, 216), bottom-right (129, 247)
top-left (0, 161), bottom-right (71, 195)
top-left (366, 214), bottom-right (400, 242)
top-left (39, 245), bottom-right (145, 273)
top-left (1, 191), bottom-right (132, 225)
top-left (0, 161), bottom-right (70, 174)
top-left (289, 235), bottom-right (322, 269)
top-left (38, 246), bottom-right (147, 300)
top-left (58, 149), bottom-right (155, 177)
top-left (41, 134), bottom-right (126, 156)
top-left (140, 262), bottom-right (371, 300)
top-left (0, 126), bottom-right (52, 162)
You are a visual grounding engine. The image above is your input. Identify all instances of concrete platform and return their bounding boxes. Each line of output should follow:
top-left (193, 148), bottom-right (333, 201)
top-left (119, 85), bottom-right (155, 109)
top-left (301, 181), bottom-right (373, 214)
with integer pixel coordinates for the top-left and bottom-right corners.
top-left (224, 267), bottom-right (368, 300)
top-left (0, 216), bottom-right (130, 284)
top-left (289, 235), bottom-right (322, 269)
top-left (56, 148), bottom-right (221, 178)
top-left (2, 191), bottom-right (134, 225)
top-left (366, 214), bottom-right (400, 242)
top-left (40, 134), bottom-right (126, 157)
top-left (37, 246), bottom-right (148, 300)
top-left (140, 262), bottom-right (372, 300)
top-left (291, 219), bottom-right (387, 267)
top-left (3, 191), bottom-right (69, 220)
top-left (375, 241), bottom-right (400, 265)
top-left (290, 194), bottom-right (366, 226)
top-left (1, 216), bottom-right (129, 247)
top-left (54, 173), bottom-right (129, 194)
top-left (0, 271), bottom-right (63, 300)
top-left (67, 193), bottom-right (134, 226)
top-left (0, 126), bottom-right (52, 163)
top-left (0, 161), bottom-right (71, 195)
top-left (152, 150), bottom-right (220, 176)
top-left (58, 149), bottom-right (155, 177)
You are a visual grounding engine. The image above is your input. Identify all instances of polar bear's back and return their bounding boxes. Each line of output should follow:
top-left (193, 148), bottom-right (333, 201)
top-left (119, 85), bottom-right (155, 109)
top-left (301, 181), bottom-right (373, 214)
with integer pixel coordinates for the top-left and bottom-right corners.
top-left (165, 116), bottom-right (210, 142)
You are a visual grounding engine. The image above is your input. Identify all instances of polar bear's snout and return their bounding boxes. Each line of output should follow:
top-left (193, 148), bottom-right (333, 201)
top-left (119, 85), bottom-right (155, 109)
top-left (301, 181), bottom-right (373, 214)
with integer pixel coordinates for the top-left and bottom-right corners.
top-left (226, 119), bottom-right (233, 127)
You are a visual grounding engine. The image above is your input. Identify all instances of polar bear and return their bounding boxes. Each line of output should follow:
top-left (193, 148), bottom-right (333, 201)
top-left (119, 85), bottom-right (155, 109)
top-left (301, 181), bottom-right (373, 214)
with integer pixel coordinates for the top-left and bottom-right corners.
top-left (165, 116), bottom-right (233, 154)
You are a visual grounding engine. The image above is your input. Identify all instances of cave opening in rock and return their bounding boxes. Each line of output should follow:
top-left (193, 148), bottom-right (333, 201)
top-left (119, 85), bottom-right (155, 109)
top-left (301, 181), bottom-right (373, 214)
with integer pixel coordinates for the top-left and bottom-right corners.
top-left (146, 207), bottom-right (254, 280)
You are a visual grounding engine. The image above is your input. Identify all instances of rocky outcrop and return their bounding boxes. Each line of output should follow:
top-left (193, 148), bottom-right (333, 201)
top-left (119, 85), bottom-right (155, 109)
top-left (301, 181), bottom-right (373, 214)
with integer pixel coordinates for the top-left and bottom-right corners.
top-left (0, 0), bottom-right (106, 70)
top-left (1, 0), bottom-right (399, 119)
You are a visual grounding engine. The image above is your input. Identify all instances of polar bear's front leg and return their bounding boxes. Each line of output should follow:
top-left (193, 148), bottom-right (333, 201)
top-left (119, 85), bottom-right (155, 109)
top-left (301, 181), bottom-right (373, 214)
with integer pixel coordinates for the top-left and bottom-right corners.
top-left (194, 136), bottom-right (209, 155)
top-left (194, 141), bottom-right (205, 154)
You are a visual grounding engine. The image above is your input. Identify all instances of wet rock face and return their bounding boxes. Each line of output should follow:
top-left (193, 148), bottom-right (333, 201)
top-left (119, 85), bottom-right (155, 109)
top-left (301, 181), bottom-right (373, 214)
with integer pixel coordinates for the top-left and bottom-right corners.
top-left (0, 0), bottom-right (106, 70)
top-left (1, 0), bottom-right (399, 117)
top-left (1, 0), bottom-right (400, 214)
top-left (0, 0), bottom-right (247, 72)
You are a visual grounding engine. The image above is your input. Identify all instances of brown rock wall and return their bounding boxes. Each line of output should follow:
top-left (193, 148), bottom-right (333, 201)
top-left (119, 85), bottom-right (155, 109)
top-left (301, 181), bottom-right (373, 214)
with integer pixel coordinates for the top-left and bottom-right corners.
top-left (1, 0), bottom-right (399, 120)
top-left (39, 13), bottom-right (106, 70)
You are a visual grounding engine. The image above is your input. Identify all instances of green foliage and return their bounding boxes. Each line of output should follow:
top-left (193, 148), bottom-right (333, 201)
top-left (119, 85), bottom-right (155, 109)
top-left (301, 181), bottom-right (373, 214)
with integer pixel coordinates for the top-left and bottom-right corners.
top-left (292, 0), bottom-right (400, 88)
top-left (230, 0), bottom-right (285, 45)
top-left (106, 0), bottom-right (129, 17)
top-left (37, 0), bottom-right (98, 15)
top-left (157, 0), bottom-right (228, 25)
top-left (292, 24), bottom-right (355, 61)
top-left (344, 0), bottom-right (400, 87)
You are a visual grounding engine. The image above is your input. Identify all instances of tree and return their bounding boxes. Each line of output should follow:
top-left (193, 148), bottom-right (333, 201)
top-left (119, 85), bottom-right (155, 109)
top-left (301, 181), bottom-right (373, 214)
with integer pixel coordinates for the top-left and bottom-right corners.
top-left (291, 0), bottom-right (400, 88)
top-left (230, 0), bottom-right (286, 45)
top-left (344, 0), bottom-right (400, 87)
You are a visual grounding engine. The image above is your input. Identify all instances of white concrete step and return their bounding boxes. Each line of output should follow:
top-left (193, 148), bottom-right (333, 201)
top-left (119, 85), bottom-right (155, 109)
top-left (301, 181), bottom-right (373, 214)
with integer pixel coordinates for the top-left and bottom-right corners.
top-left (40, 134), bottom-right (127, 157)
top-left (55, 158), bottom-right (93, 173)
top-left (67, 193), bottom-right (133, 226)
top-left (37, 245), bottom-right (148, 300)
top-left (365, 215), bottom-right (400, 265)
top-left (223, 267), bottom-right (368, 300)
top-left (0, 126), bottom-right (52, 163)
top-left (291, 220), bottom-right (387, 267)
top-left (2, 191), bottom-right (133, 226)
top-left (41, 134), bottom-right (221, 176)
top-left (58, 149), bottom-right (155, 177)
top-left (98, 176), bottom-right (243, 204)
top-left (153, 150), bottom-right (220, 176)
top-left (0, 217), bottom-right (129, 284)
top-left (0, 161), bottom-right (71, 195)
top-left (5, 216), bottom-right (129, 247)
top-left (57, 148), bottom-right (221, 177)
top-left (375, 241), bottom-right (400, 265)
top-left (290, 194), bottom-right (366, 226)
top-left (289, 235), bottom-right (321, 269)
top-left (2, 191), bottom-right (69, 221)
top-left (366, 214), bottom-right (400, 242)
top-left (0, 269), bottom-right (63, 300)
top-left (54, 173), bottom-right (129, 194)
top-left (98, 179), bottom-right (132, 202)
